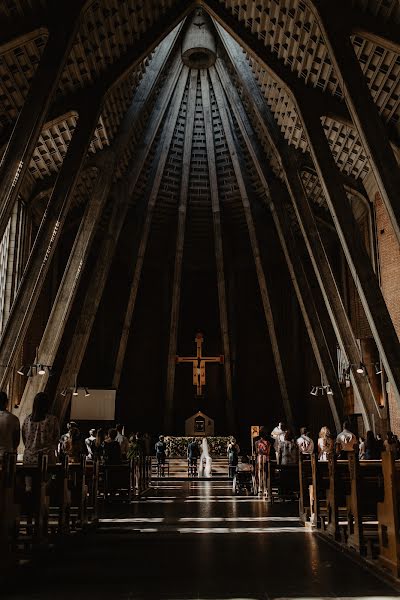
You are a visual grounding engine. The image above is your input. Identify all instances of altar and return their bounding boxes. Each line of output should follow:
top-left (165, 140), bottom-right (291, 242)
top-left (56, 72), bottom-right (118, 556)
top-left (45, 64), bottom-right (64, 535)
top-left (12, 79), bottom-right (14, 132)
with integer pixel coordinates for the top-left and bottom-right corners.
top-left (164, 436), bottom-right (231, 457)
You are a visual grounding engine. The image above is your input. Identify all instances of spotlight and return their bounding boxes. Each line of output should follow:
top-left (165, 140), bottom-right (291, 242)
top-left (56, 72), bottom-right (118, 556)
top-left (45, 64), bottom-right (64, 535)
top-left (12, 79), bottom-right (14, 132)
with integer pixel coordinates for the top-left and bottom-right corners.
top-left (61, 389), bottom-right (67, 397)
top-left (357, 362), bottom-right (366, 375)
top-left (73, 387), bottom-right (78, 396)
top-left (17, 366), bottom-right (25, 376)
top-left (38, 364), bottom-right (46, 375)
top-left (326, 386), bottom-right (333, 395)
top-left (375, 362), bottom-right (382, 375)
top-left (310, 387), bottom-right (317, 396)
top-left (84, 387), bottom-right (90, 397)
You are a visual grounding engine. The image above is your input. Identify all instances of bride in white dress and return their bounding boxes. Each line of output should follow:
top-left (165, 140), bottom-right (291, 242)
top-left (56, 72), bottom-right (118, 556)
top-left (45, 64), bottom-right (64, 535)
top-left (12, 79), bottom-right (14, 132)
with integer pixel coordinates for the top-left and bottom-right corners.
top-left (198, 437), bottom-right (212, 477)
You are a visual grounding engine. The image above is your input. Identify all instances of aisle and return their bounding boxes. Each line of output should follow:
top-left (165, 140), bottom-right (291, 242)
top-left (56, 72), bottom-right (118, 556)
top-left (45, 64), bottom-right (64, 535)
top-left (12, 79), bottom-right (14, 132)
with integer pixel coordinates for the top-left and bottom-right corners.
top-left (4, 480), bottom-right (398, 599)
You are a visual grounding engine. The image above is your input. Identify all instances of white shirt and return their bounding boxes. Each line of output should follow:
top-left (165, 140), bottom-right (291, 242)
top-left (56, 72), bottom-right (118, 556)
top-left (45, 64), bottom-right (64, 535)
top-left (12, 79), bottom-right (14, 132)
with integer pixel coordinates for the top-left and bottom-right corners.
top-left (0, 409), bottom-right (20, 458)
top-left (336, 429), bottom-right (357, 452)
top-left (297, 434), bottom-right (314, 455)
top-left (271, 426), bottom-right (283, 439)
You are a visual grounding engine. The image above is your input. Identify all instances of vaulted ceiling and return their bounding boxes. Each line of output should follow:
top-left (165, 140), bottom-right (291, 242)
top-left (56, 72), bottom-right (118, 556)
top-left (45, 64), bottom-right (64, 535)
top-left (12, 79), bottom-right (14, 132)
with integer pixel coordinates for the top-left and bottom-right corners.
top-left (1, 0), bottom-right (399, 214)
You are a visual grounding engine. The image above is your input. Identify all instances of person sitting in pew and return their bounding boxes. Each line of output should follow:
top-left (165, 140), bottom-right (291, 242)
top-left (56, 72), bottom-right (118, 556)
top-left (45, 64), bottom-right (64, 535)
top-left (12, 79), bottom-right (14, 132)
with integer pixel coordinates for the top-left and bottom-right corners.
top-left (22, 392), bottom-right (60, 466)
top-left (317, 426), bottom-right (334, 461)
top-left (296, 427), bottom-right (314, 458)
top-left (336, 421), bottom-right (357, 459)
top-left (0, 390), bottom-right (20, 459)
top-left (103, 428), bottom-right (122, 465)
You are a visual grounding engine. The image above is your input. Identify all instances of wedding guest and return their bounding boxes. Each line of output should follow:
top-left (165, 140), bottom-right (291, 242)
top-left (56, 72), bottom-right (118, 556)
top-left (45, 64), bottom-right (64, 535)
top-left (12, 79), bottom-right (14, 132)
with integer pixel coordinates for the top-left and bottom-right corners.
top-left (155, 435), bottom-right (167, 465)
top-left (365, 430), bottom-right (378, 460)
top-left (22, 392), bottom-right (59, 465)
top-left (279, 430), bottom-right (298, 465)
top-left (317, 426), bottom-right (334, 461)
top-left (65, 426), bottom-right (83, 462)
top-left (296, 427), bottom-right (314, 457)
top-left (0, 391), bottom-right (20, 459)
top-left (103, 428), bottom-right (122, 464)
top-left (376, 432), bottom-right (384, 456)
top-left (359, 436), bottom-right (366, 460)
top-left (272, 422), bottom-right (287, 464)
top-left (95, 428), bottom-right (106, 461)
top-left (336, 421), bottom-right (357, 458)
top-left (227, 437), bottom-right (240, 476)
top-left (116, 424), bottom-right (129, 459)
top-left (85, 429), bottom-right (97, 460)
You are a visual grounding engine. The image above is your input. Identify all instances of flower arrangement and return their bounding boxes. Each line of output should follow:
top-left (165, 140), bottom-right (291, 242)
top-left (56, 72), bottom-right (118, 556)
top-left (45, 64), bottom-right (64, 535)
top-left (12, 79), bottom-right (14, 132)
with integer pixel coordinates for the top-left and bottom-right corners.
top-left (164, 436), bottom-right (231, 457)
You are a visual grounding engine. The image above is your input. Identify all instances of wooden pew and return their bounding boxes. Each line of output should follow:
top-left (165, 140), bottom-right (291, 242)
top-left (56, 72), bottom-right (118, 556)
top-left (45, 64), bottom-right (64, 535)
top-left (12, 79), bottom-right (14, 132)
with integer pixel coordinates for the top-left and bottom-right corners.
top-left (324, 454), bottom-right (350, 540)
top-left (0, 453), bottom-right (18, 569)
top-left (85, 458), bottom-right (99, 524)
top-left (47, 456), bottom-right (70, 534)
top-left (345, 452), bottom-right (383, 555)
top-left (15, 454), bottom-right (49, 547)
top-left (68, 455), bottom-right (88, 528)
top-left (309, 455), bottom-right (330, 527)
top-left (299, 454), bottom-right (313, 523)
top-left (377, 450), bottom-right (400, 577)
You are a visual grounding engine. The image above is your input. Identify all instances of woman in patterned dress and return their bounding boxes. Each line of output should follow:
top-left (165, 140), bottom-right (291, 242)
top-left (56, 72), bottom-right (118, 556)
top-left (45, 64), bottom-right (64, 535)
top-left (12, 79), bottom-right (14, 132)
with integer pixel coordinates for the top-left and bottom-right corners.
top-left (22, 392), bottom-right (60, 465)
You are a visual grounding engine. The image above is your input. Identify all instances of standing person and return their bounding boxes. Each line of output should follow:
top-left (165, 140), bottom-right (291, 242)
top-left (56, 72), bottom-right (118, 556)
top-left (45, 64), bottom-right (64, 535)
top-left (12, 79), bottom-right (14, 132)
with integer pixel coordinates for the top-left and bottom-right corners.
top-left (65, 426), bottom-right (82, 463)
top-left (58, 421), bottom-right (77, 460)
top-left (279, 430), bottom-right (298, 465)
top-left (271, 422), bottom-right (286, 464)
top-left (336, 421), bottom-right (358, 458)
top-left (358, 436), bottom-right (366, 460)
top-left (95, 428), bottom-right (105, 462)
top-left (376, 432), bottom-right (384, 456)
top-left (384, 431), bottom-right (397, 453)
top-left (227, 437), bottom-right (240, 478)
top-left (103, 428), bottom-right (122, 464)
top-left (199, 437), bottom-right (212, 478)
top-left (127, 432), bottom-right (145, 461)
top-left (22, 392), bottom-right (60, 466)
top-left (365, 430), bottom-right (378, 460)
top-left (143, 432), bottom-right (152, 456)
top-left (187, 438), bottom-right (200, 473)
top-left (0, 391), bottom-right (20, 459)
top-left (296, 427), bottom-right (314, 457)
top-left (255, 431), bottom-right (271, 496)
top-left (317, 426), bottom-right (334, 461)
top-left (85, 429), bottom-right (97, 460)
top-left (116, 424), bottom-right (129, 459)
top-left (155, 435), bottom-right (167, 465)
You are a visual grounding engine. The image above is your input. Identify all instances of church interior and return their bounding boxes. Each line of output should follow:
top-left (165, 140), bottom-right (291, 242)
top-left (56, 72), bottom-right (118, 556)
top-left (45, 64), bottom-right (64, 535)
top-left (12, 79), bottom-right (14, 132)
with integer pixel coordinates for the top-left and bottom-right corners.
top-left (0, 0), bottom-right (400, 598)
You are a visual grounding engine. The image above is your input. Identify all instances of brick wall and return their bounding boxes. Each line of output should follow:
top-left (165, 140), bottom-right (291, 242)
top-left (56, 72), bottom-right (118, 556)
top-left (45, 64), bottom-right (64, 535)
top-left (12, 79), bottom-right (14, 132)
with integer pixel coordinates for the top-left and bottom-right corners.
top-left (375, 190), bottom-right (400, 434)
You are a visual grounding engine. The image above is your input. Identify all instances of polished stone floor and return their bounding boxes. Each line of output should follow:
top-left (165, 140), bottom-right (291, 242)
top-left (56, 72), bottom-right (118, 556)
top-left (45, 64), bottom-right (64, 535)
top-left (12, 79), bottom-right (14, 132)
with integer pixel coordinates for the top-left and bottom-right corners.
top-left (4, 480), bottom-right (398, 599)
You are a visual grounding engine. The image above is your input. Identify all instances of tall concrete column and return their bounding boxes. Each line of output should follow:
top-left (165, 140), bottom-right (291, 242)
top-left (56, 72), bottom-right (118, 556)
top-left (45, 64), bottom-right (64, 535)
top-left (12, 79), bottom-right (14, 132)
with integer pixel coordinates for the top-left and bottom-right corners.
top-left (4, 96), bottom-right (103, 403)
top-left (0, 2), bottom-right (85, 242)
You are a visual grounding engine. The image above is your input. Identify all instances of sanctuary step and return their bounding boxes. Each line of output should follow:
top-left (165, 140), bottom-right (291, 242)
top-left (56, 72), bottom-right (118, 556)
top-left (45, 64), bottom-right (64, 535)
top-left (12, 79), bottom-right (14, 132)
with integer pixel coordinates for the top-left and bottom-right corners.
top-left (151, 456), bottom-right (230, 479)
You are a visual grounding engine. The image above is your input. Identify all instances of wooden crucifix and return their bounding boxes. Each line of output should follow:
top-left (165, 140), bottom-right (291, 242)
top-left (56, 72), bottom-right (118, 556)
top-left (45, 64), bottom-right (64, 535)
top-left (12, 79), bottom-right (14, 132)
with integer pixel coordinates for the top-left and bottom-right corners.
top-left (176, 332), bottom-right (224, 396)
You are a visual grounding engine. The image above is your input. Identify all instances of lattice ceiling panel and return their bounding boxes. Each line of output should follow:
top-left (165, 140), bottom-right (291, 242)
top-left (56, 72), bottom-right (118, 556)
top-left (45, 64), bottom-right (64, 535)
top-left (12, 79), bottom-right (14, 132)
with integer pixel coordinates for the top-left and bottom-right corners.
top-left (0, 33), bottom-right (47, 135)
top-left (352, 35), bottom-right (400, 126)
top-left (57, 0), bottom-right (178, 95)
top-left (28, 113), bottom-right (109, 180)
top-left (221, 0), bottom-right (342, 96)
top-left (0, 0), bottom-right (46, 19)
top-left (321, 116), bottom-right (370, 180)
top-left (350, 0), bottom-right (400, 22)
top-left (248, 55), bottom-right (372, 180)
top-left (29, 113), bottom-right (77, 179)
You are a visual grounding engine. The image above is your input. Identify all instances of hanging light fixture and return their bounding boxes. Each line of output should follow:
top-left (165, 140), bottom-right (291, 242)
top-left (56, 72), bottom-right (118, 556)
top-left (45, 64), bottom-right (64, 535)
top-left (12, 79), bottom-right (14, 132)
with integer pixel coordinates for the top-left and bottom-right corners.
top-left (17, 366), bottom-right (25, 376)
top-left (37, 364), bottom-right (46, 376)
top-left (375, 362), bottom-right (382, 375)
top-left (326, 386), bottom-right (333, 395)
top-left (357, 362), bottom-right (366, 375)
top-left (310, 387), bottom-right (317, 396)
